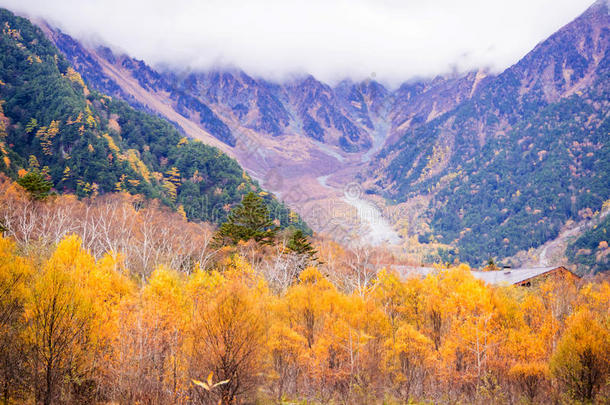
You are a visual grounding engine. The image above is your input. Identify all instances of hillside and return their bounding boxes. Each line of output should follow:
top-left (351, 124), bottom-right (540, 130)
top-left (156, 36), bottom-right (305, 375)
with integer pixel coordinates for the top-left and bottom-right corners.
top-left (566, 205), bottom-right (610, 272)
top-left (0, 8), bottom-right (307, 230)
top-left (375, 0), bottom-right (610, 265)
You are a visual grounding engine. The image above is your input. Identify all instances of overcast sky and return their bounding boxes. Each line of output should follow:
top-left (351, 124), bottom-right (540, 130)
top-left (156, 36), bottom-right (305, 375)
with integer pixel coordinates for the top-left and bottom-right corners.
top-left (0, 0), bottom-right (595, 85)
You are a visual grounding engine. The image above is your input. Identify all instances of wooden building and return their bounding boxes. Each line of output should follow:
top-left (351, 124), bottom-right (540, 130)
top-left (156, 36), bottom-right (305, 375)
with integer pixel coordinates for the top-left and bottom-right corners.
top-left (393, 265), bottom-right (580, 286)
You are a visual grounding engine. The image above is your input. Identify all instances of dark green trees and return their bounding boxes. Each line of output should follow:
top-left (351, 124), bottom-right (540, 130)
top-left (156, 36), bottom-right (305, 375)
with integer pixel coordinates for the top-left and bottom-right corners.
top-left (286, 229), bottom-right (317, 260)
top-left (17, 171), bottom-right (52, 201)
top-left (213, 192), bottom-right (277, 246)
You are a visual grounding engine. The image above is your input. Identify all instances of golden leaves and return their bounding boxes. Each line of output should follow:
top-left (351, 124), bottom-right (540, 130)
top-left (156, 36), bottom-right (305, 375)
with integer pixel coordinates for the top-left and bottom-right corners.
top-left (192, 371), bottom-right (229, 391)
top-left (0, 203), bottom-right (608, 404)
top-left (65, 67), bottom-right (85, 88)
top-left (35, 120), bottom-right (60, 156)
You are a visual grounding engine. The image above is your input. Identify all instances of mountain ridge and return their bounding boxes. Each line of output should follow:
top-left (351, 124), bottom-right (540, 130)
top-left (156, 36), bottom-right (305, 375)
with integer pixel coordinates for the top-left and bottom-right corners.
top-left (30, 0), bottom-right (610, 269)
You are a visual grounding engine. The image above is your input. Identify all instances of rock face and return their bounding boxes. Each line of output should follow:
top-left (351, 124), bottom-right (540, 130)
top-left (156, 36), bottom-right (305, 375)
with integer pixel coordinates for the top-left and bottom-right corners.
top-left (39, 0), bottom-right (610, 265)
top-left (44, 27), bottom-right (378, 153)
top-left (42, 24), bottom-right (505, 157)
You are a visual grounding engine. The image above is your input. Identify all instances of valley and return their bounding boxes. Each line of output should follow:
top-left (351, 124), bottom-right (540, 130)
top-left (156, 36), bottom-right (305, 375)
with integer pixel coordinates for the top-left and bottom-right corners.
top-left (5, 0), bottom-right (608, 269)
top-left (38, 24), bottom-right (473, 256)
top-left (0, 2), bottom-right (608, 404)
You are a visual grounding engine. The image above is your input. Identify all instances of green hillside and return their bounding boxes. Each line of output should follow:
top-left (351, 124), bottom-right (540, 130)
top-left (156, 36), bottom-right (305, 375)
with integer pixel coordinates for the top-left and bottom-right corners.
top-left (377, 4), bottom-right (609, 266)
top-left (430, 85), bottom-right (610, 264)
top-left (567, 211), bottom-right (610, 273)
top-left (0, 9), bottom-right (307, 230)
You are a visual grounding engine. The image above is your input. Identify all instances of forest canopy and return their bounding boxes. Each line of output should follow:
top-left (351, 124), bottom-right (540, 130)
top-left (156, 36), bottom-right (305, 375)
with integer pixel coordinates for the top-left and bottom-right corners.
top-left (0, 177), bottom-right (608, 404)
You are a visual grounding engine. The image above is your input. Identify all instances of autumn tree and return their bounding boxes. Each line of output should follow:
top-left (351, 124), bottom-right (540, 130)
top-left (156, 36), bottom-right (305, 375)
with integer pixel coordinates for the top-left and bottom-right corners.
top-left (503, 292), bottom-right (554, 402)
top-left (0, 236), bottom-right (31, 403)
top-left (107, 266), bottom-right (188, 403)
top-left (25, 235), bottom-right (96, 405)
top-left (420, 270), bottom-right (448, 352)
top-left (440, 267), bottom-right (505, 395)
top-left (550, 309), bottom-right (609, 402)
top-left (267, 312), bottom-right (306, 401)
top-left (373, 270), bottom-right (424, 341)
top-left (385, 323), bottom-right (434, 400)
top-left (82, 252), bottom-right (133, 402)
top-left (508, 362), bottom-right (548, 403)
top-left (189, 265), bottom-right (268, 405)
top-left (278, 267), bottom-right (363, 401)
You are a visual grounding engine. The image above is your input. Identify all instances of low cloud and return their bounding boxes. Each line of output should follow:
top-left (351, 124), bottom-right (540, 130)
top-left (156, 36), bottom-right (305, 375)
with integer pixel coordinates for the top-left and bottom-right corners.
top-left (0, 0), bottom-right (594, 86)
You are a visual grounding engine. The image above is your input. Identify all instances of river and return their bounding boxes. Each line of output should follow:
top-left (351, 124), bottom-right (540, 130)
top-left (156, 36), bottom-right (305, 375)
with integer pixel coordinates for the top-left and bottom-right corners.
top-left (317, 175), bottom-right (401, 246)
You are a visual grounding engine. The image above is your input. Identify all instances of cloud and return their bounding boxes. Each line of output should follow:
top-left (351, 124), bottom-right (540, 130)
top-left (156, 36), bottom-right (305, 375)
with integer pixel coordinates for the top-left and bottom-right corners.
top-left (0, 0), bottom-right (594, 86)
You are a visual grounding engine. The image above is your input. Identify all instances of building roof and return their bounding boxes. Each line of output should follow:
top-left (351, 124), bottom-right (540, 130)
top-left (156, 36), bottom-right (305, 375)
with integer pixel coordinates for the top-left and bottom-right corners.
top-left (393, 266), bottom-right (436, 279)
top-left (470, 267), bottom-right (571, 285)
top-left (391, 265), bottom-right (576, 286)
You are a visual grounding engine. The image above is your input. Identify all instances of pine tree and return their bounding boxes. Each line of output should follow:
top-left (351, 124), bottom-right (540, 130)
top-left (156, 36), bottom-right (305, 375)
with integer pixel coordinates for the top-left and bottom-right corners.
top-left (483, 257), bottom-right (499, 271)
top-left (287, 229), bottom-right (317, 260)
top-left (17, 170), bottom-right (52, 201)
top-left (213, 192), bottom-right (277, 246)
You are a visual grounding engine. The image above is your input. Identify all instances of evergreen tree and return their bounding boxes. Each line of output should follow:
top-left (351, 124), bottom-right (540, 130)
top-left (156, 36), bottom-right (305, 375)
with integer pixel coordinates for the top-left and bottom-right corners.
top-left (483, 257), bottom-right (499, 271)
top-left (286, 229), bottom-right (317, 260)
top-left (213, 192), bottom-right (277, 246)
top-left (17, 170), bottom-right (52, 201)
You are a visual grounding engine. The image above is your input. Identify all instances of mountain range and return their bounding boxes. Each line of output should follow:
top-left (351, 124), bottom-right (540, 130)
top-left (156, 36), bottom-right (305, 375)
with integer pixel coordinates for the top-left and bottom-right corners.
top-left (0, 8), bottom-right (308, 235)
top-left (3, 0), bottom-right (609, 270)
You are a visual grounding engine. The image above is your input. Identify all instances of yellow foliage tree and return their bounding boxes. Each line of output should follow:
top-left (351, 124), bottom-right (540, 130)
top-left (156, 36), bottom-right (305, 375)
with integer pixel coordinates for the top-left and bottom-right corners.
top-left (0, 236), bottom-right (32, 402)
top-left (190, 278), bottom-right (268, 405)
top-left (550, 309), bottom-right (609, 402)
top-left (25, 235), bottom-right (97, 405)
top-left (384, 322), bottom-right (434, 400)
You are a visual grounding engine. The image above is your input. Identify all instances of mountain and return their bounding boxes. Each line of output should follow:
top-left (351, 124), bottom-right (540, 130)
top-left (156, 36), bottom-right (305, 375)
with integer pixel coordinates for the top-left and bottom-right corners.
top-left (374, 0), bottom-right (609, 265)
top-left (31, 0), bottom-right (610, 269)
top-left (0, 8), bottom-right (307, 231)
top-left (44, 26), bottom-right (488, 160)
top-left (44, 28), bottom-right (377, 153)
top-left (39, 21), bottom-right (491, 244)
top-left (177, 70), bottom-right (292, 138)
